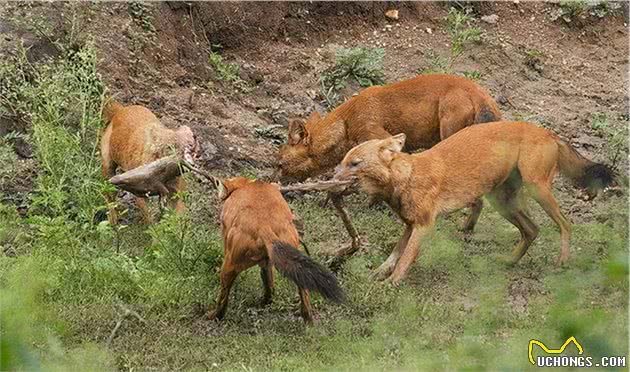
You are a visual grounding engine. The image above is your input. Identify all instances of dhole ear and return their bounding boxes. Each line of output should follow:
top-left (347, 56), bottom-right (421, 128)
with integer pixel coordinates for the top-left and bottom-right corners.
top-left (379, 134), bottom-right (406, 162)
top-left (384, 134), bottom-right (406, 152)
top-left (287, 119), bottom-right (309, 145)
top-left (307, 111), bottom-right (321, 122)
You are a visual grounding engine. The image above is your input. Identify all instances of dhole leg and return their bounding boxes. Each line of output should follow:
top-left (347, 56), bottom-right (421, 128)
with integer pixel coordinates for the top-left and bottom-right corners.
top-left (135, 197), bottom-right (153, 224)
top-left (208, 267), bottom-right (238, 321)
top-left (373, 225), bottom-right (412, 281)
top-left (297, 287), bottom-right (314, 324)
top-left (259, 262), bottom-right (274, 306)
top-left (461, 198), bottom-right (483, 233)
top-left (330, 192), bottom-right (361, 256)
top-left (530, 185), bottom-right (571, 266)
top-left (487, 188), bottom-right (539, 264)
top-left (388, 223), bottom-right (434, 286)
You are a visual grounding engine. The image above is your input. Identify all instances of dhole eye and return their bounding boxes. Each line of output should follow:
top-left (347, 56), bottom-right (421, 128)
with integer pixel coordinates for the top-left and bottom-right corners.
top-left (350, 159), bottom-right (362, 167)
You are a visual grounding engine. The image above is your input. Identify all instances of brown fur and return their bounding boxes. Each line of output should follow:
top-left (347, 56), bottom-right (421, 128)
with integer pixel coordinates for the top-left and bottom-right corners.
top-left (209, 177), bottom-right (343, 323)
top-left (335, 121), bottom-right (615, 285)
top-left (100, 100), bottom-right (198, 224)
top-left (278, 74), bottom-right (501, 232)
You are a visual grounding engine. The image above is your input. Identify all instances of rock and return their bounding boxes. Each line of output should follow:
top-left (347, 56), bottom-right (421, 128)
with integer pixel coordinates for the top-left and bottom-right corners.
top-left (425, 28), bottom-right (432, 34)
top-left (481, 14), bottom-right (499, 24)
top-left (385, 9), bottom-right (399, 20)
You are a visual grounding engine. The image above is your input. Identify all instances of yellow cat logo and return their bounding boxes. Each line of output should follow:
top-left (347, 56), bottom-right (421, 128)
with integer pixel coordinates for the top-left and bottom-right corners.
top-left (528, 336), bottom-right (584, 365)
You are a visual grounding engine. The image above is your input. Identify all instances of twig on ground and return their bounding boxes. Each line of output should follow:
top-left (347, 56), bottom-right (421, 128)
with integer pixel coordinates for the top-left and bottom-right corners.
top-left (107, 305), bottom-right (146, 347)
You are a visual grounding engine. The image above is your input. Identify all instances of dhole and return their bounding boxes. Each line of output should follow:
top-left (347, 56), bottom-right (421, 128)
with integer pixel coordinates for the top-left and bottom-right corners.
top-left (208, 177), bottom-right (344, 323)
top-left (101, 100), bottom-right (198, 224)
top-left (334, 121), bottom-right (615, 286)
top-left (277, 74), bottom-right (501, 249)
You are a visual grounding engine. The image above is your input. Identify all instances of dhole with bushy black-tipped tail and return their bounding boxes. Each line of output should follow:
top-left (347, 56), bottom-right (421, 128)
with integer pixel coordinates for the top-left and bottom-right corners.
top-left (208, 177), bottom-right (344, 323)
top-left (334, 121), bottom-right (616, 286)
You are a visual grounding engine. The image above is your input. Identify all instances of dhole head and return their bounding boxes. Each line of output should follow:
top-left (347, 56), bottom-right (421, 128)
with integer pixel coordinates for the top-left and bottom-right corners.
top-left (275, 112), bottom-right (323, 182)
top-left (334, 134), bottom-right (406, 181)
top-left (218, 176), bottom-right (255, 200)
top-left (175, 125), bottom-right (199, 164)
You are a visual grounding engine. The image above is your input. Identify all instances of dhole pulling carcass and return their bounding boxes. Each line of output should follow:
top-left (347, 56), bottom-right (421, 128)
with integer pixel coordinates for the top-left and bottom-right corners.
top-left (334, 121), bottom-right (615, 286)
top-left (101, 100), bottom-right (198, 224)
top-left (208, 177), bottom-right (344, 323)
top-left (277, 74), bottom-right (501, 254)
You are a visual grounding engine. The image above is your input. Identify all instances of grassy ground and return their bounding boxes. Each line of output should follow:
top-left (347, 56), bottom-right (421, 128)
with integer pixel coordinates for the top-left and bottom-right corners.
top-left (2, 183), bottom-right (627, 371)
top-left (0, 24), bottom-right (627, 371)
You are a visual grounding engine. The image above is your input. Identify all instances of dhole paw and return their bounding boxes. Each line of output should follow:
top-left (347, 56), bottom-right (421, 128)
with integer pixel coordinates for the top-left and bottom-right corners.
top-left (555, 254), bottom-right (570, 267)
top-left (371, 264), bottom-right (395, 281)
top-left (384, 275), bottom-right (402, 288)
top-left (206, 310), bottom-right (221, 321)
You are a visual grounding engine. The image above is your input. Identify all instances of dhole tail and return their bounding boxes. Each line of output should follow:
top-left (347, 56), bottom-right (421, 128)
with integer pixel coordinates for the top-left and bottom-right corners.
top-left (557, 140), bottom-right (616, 195)
top-left (102, 99), bottom-right (124, 124)
top-left (270, 241), bottom-right (345, 303)
top-left (474, 105), bottom-right (500, 124)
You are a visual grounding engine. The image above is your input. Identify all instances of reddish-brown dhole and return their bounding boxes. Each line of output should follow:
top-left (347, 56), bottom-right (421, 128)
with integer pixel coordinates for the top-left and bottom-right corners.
top-left (101, 100), bottom-right (198, 224)
top-left (334, 121), bottom-right (615, 286)
top-left (278, 74), bottom-right (502, 239)
top-left (208, 177), bottom-right (344, 323)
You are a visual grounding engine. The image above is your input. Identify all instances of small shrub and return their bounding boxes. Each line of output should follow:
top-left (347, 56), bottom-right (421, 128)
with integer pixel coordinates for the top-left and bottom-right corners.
top-left (0, 43), bottom-right (108, 223)
top-left (524, 48), bottom-right (545, 72)
top-left (320, 47), bottom-right (386, 107)
top-left (552, 0), bottom-right (622, 25)
top-left (445, 8), bottom-right (482, 56)
top-left (0, 139), bottom-right (18, 190)
top-left (418, 51), bottom-right (453, 75)
top-left (143, 211), bottom-right (222, 278)
top-left (590, 112), bottom-right (628, 168)
top-left (460, 70), bottom-right (482, 81)
top-left (128, 1), bottom-right (156, 33)
top-left (208, 51), bottom-right (251, 92)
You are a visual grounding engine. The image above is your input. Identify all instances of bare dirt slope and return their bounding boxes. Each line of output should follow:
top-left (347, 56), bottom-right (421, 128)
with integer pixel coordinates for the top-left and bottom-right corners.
top-left (2, 2), bottom-right (627, 181)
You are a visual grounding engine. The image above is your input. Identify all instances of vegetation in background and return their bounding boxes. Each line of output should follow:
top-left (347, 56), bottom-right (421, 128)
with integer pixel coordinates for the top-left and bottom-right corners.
top-left (525, 48), bottom-right (546, 73)
top-left (208, 47), bottom-right (251, 93)
top-left (445, 7), bottom-right (483, 56)
top-left (552, 0), bottom-right (622, 25)
top-left (590, 112), bottom-right (628, 169)
top-left (320, 47), bottom-right (386, 107)
top-left (0, 4), bottom-right (627, 371)
top-left (128, 1), bottom-right (156, 34)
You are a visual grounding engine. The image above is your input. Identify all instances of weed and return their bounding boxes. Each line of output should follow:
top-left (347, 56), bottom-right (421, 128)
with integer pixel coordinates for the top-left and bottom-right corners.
top-left (460, 70), bottom-right (482, 81)
top-left (524, 48), bottom-right (545, 73)
top-left (128, 1), bottom-right (156, 34)
top-left (208, 51), bottom-right (252, 93)
top-left (552, 0), bottom-right (622, 25)
top-left (445, 7), bottom-right (483, 56)
top-left (417, 50), bottom-right (453, 75)
top-left (590, 112), bottom-right (628, 168)
top-left (320, 47), bottom-right (386, 107)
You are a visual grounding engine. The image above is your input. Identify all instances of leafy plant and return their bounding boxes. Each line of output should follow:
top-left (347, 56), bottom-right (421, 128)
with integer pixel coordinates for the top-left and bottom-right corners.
top-left (208, 51), bottom-right (251, 92)
top-left (551, 0), bottom-right (622, 25)
top-left (461, 70), bottom-right (482, 81)
top-left (417, 50), bottom-right (453, 75)
top-left (0, 43), bottom-right (107, 223)
top-left (445, 8), bottom-right (482, 56)
top-left (320, 47), bottom-right (386, 107)
top-left (128, 1), bottom-right (156, 33)
top-left (590, 112), bottom-right (628, 168)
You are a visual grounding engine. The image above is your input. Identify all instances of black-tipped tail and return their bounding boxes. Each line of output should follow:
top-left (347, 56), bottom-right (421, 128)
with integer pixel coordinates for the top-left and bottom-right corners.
top-left (578, 163), bottom-right (617, 196)
top-left (474, 105), bottom-right (500, 124)
top-left (271, 241), bottom-right (344, 303)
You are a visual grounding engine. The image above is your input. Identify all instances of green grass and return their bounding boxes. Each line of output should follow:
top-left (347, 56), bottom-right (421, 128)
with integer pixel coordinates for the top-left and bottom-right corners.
top-left (0, 16), bottom-right (627, 372)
